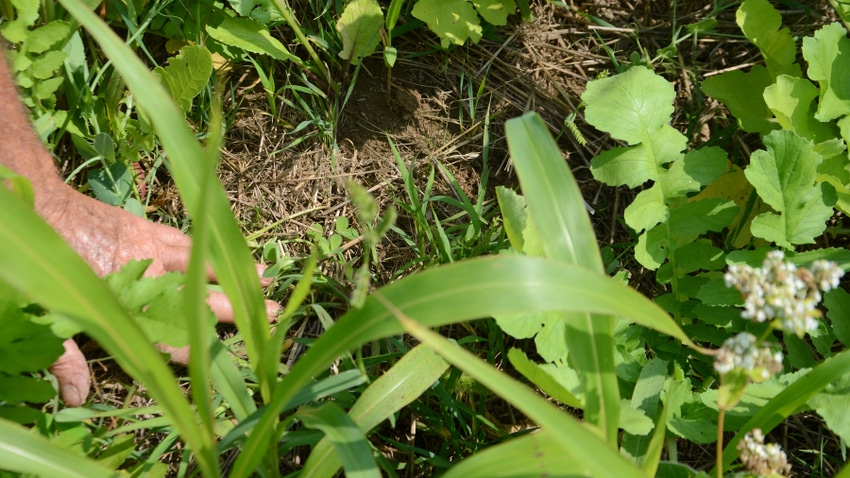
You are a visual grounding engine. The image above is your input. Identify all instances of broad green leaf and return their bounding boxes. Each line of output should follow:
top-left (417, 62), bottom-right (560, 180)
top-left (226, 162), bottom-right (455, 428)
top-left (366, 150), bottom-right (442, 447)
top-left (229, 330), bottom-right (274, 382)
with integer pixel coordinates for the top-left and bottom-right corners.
top-left (825, 288), bottom-right (850, 347)
top-left (763, 75), bottom-right (838, 144)
top-left (411, 0), bottom-right (483, 48)
top-left (87, 162), bottom-right (132, 207)
top-left (30, 50), bottom-right (66, 79)
top-left (301, 345), bottom-right (449, 478)
top-left (25, 21), bottom-right (72, 53)
top-left (153, 45), bottom-right (213, 113)
top-left (0, 308), bottom-right (64, 374)
top-left (494, 310), bottom-right (566, 362)
top-left (231, 255), bottom-right (702, 476)
top-left (470, 0), bottom-right (514, 25)
top-left (702, 66), bottom-right (778, 134)
top-left (0, 418), bottom-right (120, 478)
top-left (808, 373), bottom-right (850, 445)
top-left (507, 348), bottom-right (582, 409)
top-left (397, 312), bottom-right (644, 478)
top-left (506, 112), bottom-right (617, 443)
top-left (0, 376), bottom-right (56, 403)
top-left (745, 129), bottom-right (833, 248)
top-left (736, 0), bottom-right (802, 79)
top-left (622, 358), bottom-right (667, 464)
top-left (619, 400), bottom-right (653, 435)
top-left (584, 66), bottom-right (684, 187)
top-left (227, 0), bottom-right (283, 23)
top-left (337, 0), bottom-right (383, 65)
top-left (296, 403), bottom-right (380, 478)
top-left (802, 22), bottom-right (850, 122)
top-left (441, 429), bottom-right (584, 477)
top-left (207, 16), bottom-right (299, 62)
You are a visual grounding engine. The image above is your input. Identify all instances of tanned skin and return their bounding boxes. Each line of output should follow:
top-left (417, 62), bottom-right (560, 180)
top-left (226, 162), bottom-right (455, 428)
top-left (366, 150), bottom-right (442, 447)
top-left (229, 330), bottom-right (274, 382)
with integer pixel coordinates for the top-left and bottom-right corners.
top-left (0, 47), bottom-right (280, 407)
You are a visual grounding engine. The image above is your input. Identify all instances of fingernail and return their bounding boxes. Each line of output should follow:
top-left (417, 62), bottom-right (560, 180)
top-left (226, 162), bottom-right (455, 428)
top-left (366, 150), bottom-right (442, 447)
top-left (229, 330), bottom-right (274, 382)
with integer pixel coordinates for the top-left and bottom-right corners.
top-left (61, 384), bottom-right (82, 407)
top-left (266, 302), bottom-right (281, 321)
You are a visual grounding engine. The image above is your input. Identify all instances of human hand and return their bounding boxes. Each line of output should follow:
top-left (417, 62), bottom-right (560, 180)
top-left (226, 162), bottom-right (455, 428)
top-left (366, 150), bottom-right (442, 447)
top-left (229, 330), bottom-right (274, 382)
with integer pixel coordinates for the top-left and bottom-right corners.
top-left (41, 183), bottom-right (280, 406)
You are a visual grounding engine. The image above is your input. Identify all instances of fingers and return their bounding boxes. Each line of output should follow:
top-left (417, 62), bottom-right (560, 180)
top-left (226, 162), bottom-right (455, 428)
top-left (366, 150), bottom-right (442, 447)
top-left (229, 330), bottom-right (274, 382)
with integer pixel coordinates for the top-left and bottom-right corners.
top-left (49, 339), bottom-right (90, 407)
top-left (206, 291), bottom-right (281, 323)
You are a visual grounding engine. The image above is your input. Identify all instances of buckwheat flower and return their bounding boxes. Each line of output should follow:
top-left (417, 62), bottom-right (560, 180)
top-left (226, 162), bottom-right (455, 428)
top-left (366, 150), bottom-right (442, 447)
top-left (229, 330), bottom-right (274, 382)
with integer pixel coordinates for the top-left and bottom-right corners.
top-left (737, 429), bottom-right (791, 477)
top-left (724, 251), bottom-right (844, 338)
top-left (713, 332), bottom-right (783, 381)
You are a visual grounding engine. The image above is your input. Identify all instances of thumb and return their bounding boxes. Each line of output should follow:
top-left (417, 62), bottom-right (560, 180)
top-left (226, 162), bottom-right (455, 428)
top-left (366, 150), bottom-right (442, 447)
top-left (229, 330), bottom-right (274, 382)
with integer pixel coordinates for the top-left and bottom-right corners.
top-left (49, 339), bottom-right (91, 407)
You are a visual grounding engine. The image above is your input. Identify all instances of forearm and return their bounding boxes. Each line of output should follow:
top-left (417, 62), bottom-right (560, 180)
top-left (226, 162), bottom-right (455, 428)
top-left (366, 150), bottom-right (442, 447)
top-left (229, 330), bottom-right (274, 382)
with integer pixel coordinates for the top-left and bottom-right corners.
top-left (0, 45), bottom-right (72, 213)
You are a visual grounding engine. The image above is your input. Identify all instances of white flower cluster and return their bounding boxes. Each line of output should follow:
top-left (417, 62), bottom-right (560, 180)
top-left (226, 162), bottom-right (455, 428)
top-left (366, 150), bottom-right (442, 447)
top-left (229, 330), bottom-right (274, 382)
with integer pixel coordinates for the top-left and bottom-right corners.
top-left (737, 429), bottom-right (791, 477)
top-left (724, 251), bottom-right (844, 337)
top-left (713, 332), bottom-right (783, 380)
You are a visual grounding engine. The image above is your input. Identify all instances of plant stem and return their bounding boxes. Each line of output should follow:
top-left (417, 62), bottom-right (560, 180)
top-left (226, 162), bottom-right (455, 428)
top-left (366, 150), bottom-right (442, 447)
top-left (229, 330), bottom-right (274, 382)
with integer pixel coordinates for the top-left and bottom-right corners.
top-left (271, 0), bottom-right (333, 92)
top-left (717, 408), bottom-right (726, 478)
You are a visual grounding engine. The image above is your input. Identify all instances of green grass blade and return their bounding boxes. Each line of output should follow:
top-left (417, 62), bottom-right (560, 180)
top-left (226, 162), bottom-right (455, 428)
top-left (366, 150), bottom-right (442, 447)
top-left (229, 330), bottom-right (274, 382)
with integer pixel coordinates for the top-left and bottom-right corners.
top-left (0, 189), bottom-right (216, 476)
top-left (230, 255), bottom-right (698, 476)
top-left (441, 430), bottom-right (585, 477)
top-left (301, 345), bottom-right (450, 478)
top-left (0, 418), bottom-right (120, 478)
top-left (392, 304), bottom-right (644, 478)
top-left (58, 0), bottom-right (270, 383)
top-left (506, 112), bottom-right (619, 443)
top-left (296, 403), bottom-right (381, 478)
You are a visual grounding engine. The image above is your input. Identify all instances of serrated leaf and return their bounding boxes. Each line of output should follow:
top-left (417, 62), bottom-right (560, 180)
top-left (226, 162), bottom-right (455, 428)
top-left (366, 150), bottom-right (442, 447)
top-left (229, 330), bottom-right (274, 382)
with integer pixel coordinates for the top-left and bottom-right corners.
top-left (152, 44), bottom-right (213, 113)
top-left (103, 260), bottom-right (211, 348)
top-left (736, 0), bottom-right (802, 79)
top-left (584, 67), bottom-right (687, 187)
top-left (622, 358), bottom-right (667, 464)
top-left (0, 308), bottom-right (64, 375)
top-left (763, 75), bottom-right (838, 144)
top-left (0, 376), bottom-right (55, 404)
top-left (26, 21), bottom-right (72, 53)
top-left (337, 0), bottom-right (383, 65)
top-left (802, 22), bottom-right (850, 122)
top-left (34, 76), bottom-right (63, 100)
top-left (411, 0), bottom-right (483, 48)
top-left (207, 16), bottom-right (299, 62)
top-left (471, 0), bottom-right (513, 25)
top-left (745, 129), bottom-right (833, 249)
top-left (702, 66), bottom-right (778, 135)
top-left (10, 0), bottom-right (41, 28)
top-left (30, 50), bottom-right (66, 79)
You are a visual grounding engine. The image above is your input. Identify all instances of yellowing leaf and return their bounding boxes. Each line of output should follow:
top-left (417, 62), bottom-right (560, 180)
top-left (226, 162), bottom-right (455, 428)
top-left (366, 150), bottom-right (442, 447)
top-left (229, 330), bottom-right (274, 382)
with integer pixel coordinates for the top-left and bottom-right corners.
top-left (337, 0), bottom-right (383, 65)
top-left (411, 0), bottom-right (483, 48)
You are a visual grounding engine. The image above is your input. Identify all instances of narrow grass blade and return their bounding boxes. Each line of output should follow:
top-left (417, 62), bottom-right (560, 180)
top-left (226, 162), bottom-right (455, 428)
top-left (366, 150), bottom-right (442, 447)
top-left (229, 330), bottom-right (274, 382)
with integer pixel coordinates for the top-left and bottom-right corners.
top-left (506, 112), bottom-right (619, 443)
top-left (211, 341), bottom-right (257, 422)
top-left (230, 255), bottom-right (697, 476)
top-left (296, 403), bottom-right (381, 478)
top-left (58, 0), bottom-right (270, 382)
top-left (391, 302), bottom-right (644, 478)
top-left (301, 345), bottom-right (449, 478)
top-left (0, 187), bottom-right (216, 477)
top-left (441, 430), bottom-right (585, 477)
top-left (717, 348), bottom-right (850, 471)
top-left (0, 418), bottom-right (120, 478)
